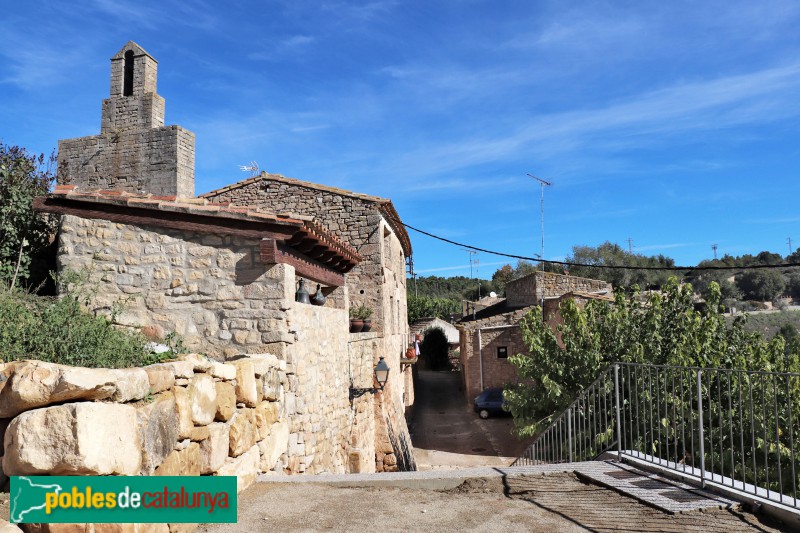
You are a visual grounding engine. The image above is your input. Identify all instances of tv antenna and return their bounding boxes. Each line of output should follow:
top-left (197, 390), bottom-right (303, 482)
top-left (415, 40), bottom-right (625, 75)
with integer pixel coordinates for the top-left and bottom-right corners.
top-left (239, 161), bottom-right (260, 177)
top-left (527, 173), bottom-right (552, 271)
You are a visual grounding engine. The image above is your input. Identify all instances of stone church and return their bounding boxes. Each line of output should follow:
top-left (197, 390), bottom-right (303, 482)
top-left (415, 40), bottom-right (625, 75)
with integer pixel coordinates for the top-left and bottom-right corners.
top-left (37, 41), bottom-right (415, 474)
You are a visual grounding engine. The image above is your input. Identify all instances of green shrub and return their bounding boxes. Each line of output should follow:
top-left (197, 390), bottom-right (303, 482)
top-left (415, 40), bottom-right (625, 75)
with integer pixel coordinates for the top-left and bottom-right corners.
top-left (0, 288), bottom-right (168, 368)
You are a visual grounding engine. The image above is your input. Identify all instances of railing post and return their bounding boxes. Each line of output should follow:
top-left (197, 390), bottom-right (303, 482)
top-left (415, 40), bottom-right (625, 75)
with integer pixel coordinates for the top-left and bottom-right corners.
top-left (568, 407), bottom-right (573, 463)
top-left (614, 364), bottom-right (622, 459)
top-left (697, 369), bottom-right (706, 488)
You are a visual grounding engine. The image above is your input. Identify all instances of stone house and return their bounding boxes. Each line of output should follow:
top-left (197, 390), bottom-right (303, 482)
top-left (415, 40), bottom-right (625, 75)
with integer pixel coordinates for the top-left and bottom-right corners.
top-left (38, 41), bottom-right (415, 474)
top-left (457, 271), bottom-right (612, 401)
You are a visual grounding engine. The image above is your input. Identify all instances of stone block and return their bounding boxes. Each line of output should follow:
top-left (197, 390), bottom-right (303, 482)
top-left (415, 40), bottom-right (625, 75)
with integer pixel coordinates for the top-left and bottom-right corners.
top-left (215, 444), bottom-right (260, 493)
top-left (199, 422), bottom-right (229, 474)
top-left (214, 381), bottom-right (235, 422)
top-left (254, 402), bottom-right (279, 439)
top-left (178, 353), bottom-right (212, 372)
top-left (228, 410), bottom-right (258, 457)
top-left (144, 366), bottom-right (175, 394)
top-left (147, 361), bottom-right (194, 379)
top-left (136, 392), bottom-right (179, 475)
top-left (0, 362), bottom-right (117, 418)
top-left (187, 374), bottom-right (216, 426)
top-left (231, 360), bottom-right (257, 407)
top-left (258, 420), bottom-right (289, 472)
top-left (3, 403), bottom-right (141, 475)
top-left (154, 442), bottom-right (201, 476)
top-left (187, 426), bottom-right (210, 442)
top-left (206, 362), bottom-right (236, 381)
top-left (172, 387), bottom-right (194, 439)
top-left (110, 368), bottom-right (150, 402)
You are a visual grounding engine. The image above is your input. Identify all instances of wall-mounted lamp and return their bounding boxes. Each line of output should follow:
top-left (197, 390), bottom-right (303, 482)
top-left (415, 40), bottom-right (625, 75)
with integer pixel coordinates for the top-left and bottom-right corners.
top-left (349, 357), bottom-right (390, 400)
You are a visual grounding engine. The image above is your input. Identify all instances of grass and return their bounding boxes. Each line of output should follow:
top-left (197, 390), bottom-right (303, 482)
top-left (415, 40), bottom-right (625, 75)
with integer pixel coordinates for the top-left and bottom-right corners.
top-left (732, 309), bottom-right (800, 340)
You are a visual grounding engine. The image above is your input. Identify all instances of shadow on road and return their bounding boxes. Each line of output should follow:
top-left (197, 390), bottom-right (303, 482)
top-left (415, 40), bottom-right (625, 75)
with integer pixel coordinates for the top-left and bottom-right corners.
top-left (410, 370), bottom-right (528, 464)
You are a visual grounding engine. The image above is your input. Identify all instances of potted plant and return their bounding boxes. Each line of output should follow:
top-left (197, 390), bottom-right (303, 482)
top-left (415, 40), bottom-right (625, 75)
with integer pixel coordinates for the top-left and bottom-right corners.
top-left (349, 306), bottom-right (364, 333)
top-left (349, 304), bottom-right (373, 333)
top-left (360, 305), bottom-right (373, 332)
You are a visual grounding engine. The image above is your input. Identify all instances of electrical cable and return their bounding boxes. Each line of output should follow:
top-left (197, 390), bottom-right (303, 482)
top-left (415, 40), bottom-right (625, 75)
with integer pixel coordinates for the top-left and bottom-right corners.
top-left (401, 222), bottom-right (800, 272)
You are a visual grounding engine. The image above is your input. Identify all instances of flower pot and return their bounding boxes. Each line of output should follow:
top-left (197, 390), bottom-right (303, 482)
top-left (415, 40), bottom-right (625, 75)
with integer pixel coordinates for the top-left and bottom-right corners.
top-left (361, 319), bottom-right (372, 332)
top-left (350, 319), bottom-right (364, 333)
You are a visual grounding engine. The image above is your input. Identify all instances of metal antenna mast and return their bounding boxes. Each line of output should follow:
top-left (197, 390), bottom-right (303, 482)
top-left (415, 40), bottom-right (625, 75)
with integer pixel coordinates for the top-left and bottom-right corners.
top-left (711, 244), bottom-right (718, 260)
top-left (789, 237), bottom-right (794, 255)
top-left (627, 237), bottom-right (634, 254)
top-left (462, 249), bottom-right (479, 299)
top-left (527, 174), bottom-right (552, 271)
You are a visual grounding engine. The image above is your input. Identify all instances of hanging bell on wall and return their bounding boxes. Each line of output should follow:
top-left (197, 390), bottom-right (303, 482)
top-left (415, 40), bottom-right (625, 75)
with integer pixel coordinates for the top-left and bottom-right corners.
top-left (295, 279), bottom-right (311, 304)
top-left (311, 284), bottom-right (327, 306)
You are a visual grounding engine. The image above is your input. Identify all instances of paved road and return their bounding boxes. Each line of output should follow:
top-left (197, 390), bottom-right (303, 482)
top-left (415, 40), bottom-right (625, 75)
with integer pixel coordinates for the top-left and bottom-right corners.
top-left (202, 471), bottom-right (790, 533)
top-left (410, 370), bottom-right (529, 469)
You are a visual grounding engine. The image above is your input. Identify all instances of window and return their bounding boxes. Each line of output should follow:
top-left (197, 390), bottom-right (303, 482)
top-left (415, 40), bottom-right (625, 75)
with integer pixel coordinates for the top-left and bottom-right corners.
top-left (123, 50), bottom-right (134, 96)
top-left (497, 346), bottom-right (508, 359)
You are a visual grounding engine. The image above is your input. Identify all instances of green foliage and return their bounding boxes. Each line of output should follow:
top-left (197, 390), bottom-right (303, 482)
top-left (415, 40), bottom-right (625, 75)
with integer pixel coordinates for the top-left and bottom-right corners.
top-left (737, 270), bottom-right (786, 301)
top-left (505, 279), bottom-right (793, 436)
top-left (491, 260), bottom-right (545, 296)
top-left (0, 289), bottom-right (167, 368)
top-left (408, 275), bottom-right (488, 301)
top-left (407, 295), bottom-right (460, 324)
top-left (565, 241), bottom-right (675, 289)
top-left (420, 327), bottom-right (451, 371)
top-left (0, 269), bottom-right (171, 368)
top-left (0, 144), bottom-right (57, 288)
top-left (349, 304), bottom-right (372, 320)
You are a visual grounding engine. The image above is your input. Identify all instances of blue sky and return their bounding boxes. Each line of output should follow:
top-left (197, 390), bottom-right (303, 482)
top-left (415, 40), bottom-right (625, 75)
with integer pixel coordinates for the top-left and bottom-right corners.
top-left (2, 1), bottom-right (800, 279)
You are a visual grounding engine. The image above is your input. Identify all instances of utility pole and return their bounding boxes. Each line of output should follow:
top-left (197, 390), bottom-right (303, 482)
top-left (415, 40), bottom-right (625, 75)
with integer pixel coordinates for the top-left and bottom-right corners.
top-left (527, 173), bottom-right (553, 271)
top-left (711, 244), bottom-right (718, 260)
top-left (788, 237), bottom-right (793, 255)
top-left (627, 237), bottom-right (634, 254)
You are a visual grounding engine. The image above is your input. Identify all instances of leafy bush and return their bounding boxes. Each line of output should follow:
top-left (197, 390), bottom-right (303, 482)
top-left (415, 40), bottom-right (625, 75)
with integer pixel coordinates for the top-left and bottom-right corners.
top-left (505, 279), bottom-right (792, 437)
top-left (0, 286), bottom-right (168, 368)
top-left (736, 270), bottom-right (786, 301)
top-left (0, 144), bottom-right (57, 289)
top-left (407, 295), bottom-right (460, 323)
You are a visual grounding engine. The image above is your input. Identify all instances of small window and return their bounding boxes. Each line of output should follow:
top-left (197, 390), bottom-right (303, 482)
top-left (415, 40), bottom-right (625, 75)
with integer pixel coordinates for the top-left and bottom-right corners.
top-left (123, 50), bottom-right (134, 96)
top-left (497, 346), bottom-right (508, 359)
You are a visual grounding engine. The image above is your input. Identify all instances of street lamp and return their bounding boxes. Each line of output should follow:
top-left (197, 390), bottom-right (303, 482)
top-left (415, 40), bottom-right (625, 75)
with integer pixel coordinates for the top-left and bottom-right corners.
top-left (349, 357), bottom-right (390, 400)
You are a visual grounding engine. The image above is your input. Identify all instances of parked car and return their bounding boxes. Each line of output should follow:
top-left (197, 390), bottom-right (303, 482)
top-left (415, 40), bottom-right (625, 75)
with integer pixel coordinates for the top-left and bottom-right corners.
top-left (473, 387), bottom-right (507, 419)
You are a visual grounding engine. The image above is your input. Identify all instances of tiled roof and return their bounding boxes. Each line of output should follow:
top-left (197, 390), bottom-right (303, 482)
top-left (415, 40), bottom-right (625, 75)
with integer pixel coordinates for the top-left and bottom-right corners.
top-left (199, 172), bottom-right (413, 257)
top-left (39, 185), bottom-right (362, 267)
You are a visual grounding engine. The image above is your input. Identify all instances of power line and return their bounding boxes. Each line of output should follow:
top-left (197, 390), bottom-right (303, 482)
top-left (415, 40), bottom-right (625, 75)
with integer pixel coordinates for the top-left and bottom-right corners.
top-left (401, 221), bottom-right (800, 272)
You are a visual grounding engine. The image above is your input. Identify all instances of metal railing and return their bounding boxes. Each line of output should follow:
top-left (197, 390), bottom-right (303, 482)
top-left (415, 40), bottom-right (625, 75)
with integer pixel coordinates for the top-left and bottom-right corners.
top-left (513, 362), bottom-right (800, 510)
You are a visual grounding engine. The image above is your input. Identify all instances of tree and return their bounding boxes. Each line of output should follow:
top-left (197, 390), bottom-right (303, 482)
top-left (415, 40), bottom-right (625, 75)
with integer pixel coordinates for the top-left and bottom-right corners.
top-left (736, 270), bottom-right (786, 301)
top-left (504, 279), bottom-right (790, 436)
top-left (566, 241), bottom-right (674, 289)
top-left (407, 296), bottom-right (461, 323)
top-left (0, 144), bottom-right (57, 288)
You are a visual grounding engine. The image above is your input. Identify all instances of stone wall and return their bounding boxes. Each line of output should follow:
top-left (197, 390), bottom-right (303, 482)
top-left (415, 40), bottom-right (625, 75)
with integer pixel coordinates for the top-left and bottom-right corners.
top-left (505, 271), bottom-right (612, 307)
top-left (200, 178), bottom-right (404, 339)
top-left (458, 307), bottom-right (534, 401)
top-left (58, 127), bottom-right (195, 198)
top-left (57, 41), bottom-right (195, 198)
top-left (56, 215), bottom-right (301, 359)
top-left (0, 354), bottom-right (289, 506)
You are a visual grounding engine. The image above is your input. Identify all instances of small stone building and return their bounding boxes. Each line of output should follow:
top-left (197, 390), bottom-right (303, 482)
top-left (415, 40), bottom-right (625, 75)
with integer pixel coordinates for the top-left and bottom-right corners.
top-left (38, 41), bottom-right (416, 475)
top-left (457, 271), bottom-right (612, 401)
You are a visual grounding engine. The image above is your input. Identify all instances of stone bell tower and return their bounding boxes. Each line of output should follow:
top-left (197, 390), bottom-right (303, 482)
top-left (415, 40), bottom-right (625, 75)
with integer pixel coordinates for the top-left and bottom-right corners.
top-left (58, 41), bottom-right (195, 197)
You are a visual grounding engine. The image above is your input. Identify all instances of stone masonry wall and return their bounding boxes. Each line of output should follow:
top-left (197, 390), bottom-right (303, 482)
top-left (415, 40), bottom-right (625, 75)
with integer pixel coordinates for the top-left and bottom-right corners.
top-left (58, 126), bottom-right (195, 198)
top-left (505, 271), bottom-right (613, 307)
top-left (0, 353), bottom-right (292, 532)
top-left (458, 307), bottom-right (534, 401)
top-left (57, 41), bottom-right (195, 198)
top-left (282, 303), bottom-right (369, 474)
top-left (201, 179), bottom-right (389, 335)
top-left (56, 215), bottom-right (295, 359)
